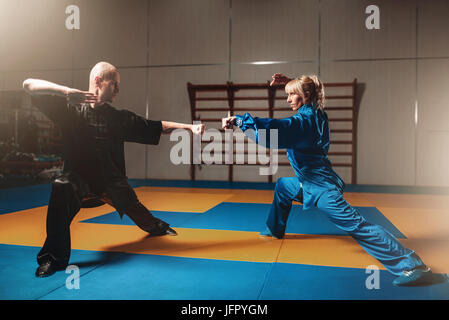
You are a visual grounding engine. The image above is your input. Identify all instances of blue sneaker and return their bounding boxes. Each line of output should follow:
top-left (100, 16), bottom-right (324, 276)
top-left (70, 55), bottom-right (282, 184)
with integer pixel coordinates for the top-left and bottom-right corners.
top-left (393, 267), bottom-right (433, 286)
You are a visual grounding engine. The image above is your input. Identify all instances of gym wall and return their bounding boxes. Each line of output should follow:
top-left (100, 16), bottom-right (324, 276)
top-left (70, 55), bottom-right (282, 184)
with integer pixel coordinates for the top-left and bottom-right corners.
top-left (0, 0), bottom-right (448, 187)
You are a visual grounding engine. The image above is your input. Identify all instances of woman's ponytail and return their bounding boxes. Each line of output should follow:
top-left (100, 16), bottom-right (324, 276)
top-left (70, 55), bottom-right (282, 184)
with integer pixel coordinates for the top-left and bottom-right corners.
top-left (308, 75), bottom-right (325, 111)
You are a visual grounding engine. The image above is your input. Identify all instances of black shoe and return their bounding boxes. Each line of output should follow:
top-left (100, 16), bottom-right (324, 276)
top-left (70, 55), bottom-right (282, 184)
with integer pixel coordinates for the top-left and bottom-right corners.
top-left (35, 261), bottom-right (57, 278)
top-left (148, 224), bottom-right (178, 236)
top-left (148, 219), bottom-right (177, 236)
top-left (165, 227), bottom-right (177, 236)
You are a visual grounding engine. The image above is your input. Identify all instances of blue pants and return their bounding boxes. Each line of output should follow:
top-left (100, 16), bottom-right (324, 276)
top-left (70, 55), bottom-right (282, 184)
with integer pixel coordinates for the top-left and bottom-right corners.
top-left (266, 177), bottom-right (425, 275)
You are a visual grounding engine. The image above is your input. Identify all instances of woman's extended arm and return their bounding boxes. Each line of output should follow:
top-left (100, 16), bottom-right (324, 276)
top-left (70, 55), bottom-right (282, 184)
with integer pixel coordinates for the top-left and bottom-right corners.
top-left (222, 113), bottom-right (306, 149)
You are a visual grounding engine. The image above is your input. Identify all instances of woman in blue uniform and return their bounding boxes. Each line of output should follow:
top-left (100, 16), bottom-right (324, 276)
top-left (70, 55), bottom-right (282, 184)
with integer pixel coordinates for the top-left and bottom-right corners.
top-left (222, 73), bottom-right (432, 286)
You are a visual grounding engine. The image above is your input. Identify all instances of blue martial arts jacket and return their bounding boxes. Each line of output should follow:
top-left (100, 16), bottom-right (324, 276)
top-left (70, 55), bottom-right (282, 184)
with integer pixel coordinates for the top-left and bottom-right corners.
top-left (235, 103), bottom-right (345, 210)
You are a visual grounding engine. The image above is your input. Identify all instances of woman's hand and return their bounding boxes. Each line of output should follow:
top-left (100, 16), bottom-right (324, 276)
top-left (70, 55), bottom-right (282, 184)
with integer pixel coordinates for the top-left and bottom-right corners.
top-left (270, 73), bottom-right (292, 86)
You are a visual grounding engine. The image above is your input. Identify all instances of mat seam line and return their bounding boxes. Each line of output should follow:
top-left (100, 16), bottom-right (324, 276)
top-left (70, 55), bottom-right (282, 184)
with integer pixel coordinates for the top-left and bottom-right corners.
top-left (256, 237), bottom-right (286, 300)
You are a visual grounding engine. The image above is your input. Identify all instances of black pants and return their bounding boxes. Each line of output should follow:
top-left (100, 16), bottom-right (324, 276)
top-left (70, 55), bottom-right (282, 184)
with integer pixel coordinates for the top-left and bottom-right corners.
top-left (37, 173), bottom-right (170, 268)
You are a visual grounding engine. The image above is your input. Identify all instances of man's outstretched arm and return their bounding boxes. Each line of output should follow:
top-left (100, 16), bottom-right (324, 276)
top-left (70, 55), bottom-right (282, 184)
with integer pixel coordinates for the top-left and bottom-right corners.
top-left (23, 78), bottom-right (97, 104)
top-left (161, 121), bottom-right (205, 135)
top-left (123, 115), bottom-right (205, 145)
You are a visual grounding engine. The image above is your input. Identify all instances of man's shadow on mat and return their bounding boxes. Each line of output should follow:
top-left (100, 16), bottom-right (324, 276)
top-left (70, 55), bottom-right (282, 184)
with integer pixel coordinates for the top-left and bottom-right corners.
top-left (69, 232), bottom-right (373, 266)
top-left (70, 231), bottom-right (300, 267)
top-left (102, 233), bottom-right (285, 253)
top-left (69, 234), bottom-right (265, 268)
top-left (71, 251), bottom-right (132, 269)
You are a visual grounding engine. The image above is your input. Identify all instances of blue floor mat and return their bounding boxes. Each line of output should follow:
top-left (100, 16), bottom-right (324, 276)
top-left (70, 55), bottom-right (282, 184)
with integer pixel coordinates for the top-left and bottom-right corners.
top-left (2, 244), bottom-right (448, 300)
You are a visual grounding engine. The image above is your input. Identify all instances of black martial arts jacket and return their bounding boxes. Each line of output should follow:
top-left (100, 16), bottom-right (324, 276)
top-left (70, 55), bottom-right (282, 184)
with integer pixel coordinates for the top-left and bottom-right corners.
top-left (31, 95), bottom-right (162, 201)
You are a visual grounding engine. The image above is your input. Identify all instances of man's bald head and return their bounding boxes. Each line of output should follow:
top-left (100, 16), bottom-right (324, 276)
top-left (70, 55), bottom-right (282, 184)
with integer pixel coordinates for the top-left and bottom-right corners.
top-left (89, 61), bottom-right (120, 104)
top-left (89, 61), bottom-right (117, 88)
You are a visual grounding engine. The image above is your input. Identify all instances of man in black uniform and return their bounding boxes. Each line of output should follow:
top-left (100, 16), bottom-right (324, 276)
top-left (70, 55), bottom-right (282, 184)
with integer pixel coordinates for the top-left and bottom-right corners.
top-left (23, 61), bottom-right (204, 277)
